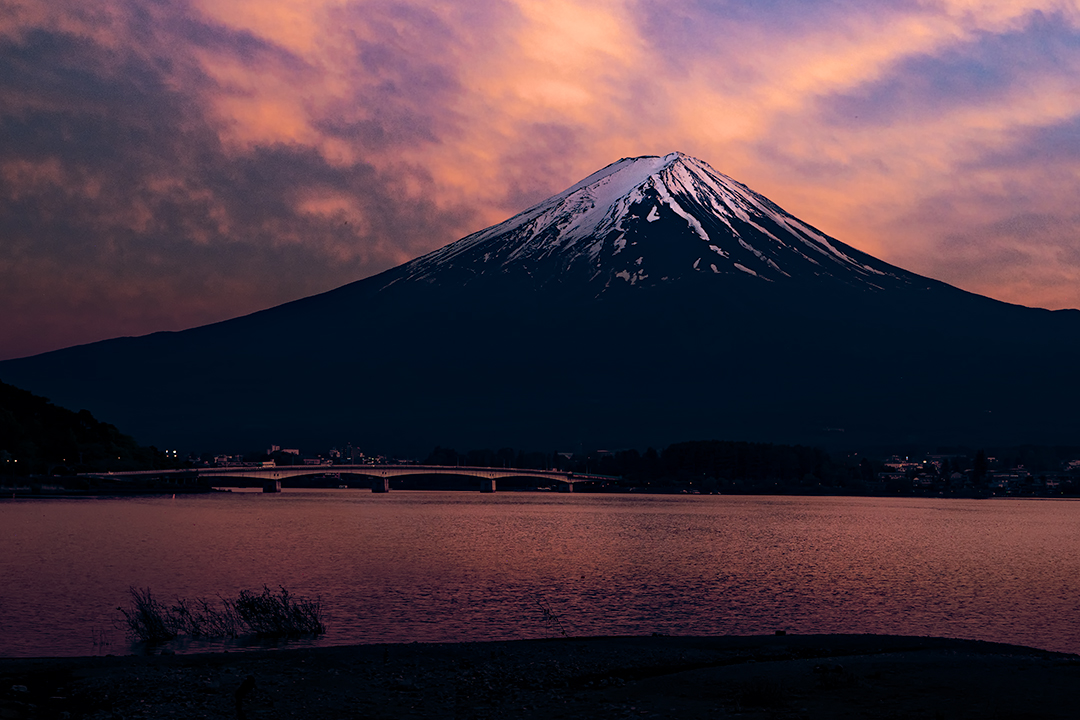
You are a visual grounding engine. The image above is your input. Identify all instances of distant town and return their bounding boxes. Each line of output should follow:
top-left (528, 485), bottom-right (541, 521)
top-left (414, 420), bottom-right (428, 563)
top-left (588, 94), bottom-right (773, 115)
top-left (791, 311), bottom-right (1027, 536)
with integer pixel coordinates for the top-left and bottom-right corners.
top-left (98, 441), bottom-right (1080, 498)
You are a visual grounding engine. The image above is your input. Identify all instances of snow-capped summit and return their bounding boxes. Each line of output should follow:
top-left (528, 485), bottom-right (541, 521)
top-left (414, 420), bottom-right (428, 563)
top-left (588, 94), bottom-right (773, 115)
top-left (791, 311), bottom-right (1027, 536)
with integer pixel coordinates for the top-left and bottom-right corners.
top-left (393, 152), bottom-right (911, 292)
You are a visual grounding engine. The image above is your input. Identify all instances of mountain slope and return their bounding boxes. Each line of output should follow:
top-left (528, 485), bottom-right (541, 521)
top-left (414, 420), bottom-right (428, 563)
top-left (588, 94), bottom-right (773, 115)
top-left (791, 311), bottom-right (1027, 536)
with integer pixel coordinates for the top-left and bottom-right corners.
top-left (3, 153), bottom-right (1079, 454)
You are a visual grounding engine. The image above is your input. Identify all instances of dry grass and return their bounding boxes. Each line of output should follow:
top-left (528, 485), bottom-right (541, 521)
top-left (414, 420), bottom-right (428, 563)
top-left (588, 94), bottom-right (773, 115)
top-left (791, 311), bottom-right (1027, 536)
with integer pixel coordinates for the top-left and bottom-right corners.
top-left (118, 585), bottom-right (324, 642)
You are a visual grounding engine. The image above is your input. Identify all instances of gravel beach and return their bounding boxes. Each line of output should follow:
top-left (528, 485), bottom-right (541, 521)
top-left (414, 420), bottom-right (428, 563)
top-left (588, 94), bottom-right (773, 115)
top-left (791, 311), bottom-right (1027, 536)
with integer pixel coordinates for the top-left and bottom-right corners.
top-left (2, 634), bottom-right (1078, 719)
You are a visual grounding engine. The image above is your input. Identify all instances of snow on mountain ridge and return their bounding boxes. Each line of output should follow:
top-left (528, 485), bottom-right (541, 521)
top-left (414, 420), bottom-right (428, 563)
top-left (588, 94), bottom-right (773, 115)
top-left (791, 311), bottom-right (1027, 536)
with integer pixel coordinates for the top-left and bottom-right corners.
top-left (392, 152), bottom-right (905, 290)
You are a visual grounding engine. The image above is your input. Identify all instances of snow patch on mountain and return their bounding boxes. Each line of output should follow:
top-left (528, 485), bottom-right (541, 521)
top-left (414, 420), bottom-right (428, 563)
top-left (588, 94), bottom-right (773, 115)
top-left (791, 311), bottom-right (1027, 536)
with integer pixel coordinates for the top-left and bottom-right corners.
top-left (735, 263), bottom-right (758, 277)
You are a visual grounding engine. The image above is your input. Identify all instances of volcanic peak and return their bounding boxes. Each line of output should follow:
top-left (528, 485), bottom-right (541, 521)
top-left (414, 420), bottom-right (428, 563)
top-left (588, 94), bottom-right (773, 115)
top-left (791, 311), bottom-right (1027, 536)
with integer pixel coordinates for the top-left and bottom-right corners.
top-left (391, 152), bottom-right (908, 292)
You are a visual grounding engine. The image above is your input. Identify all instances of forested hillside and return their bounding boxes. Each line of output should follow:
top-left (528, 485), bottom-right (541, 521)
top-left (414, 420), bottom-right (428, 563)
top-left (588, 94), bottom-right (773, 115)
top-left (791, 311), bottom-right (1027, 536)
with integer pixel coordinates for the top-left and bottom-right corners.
top-left (0, 379), bottom-right (173, 477)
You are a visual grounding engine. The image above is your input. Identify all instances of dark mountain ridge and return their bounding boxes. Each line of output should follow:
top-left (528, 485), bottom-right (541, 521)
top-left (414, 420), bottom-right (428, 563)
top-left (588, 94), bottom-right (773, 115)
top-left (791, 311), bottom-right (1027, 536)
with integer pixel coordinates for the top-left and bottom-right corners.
top-left (3, 153), bottom-right (1079, 455)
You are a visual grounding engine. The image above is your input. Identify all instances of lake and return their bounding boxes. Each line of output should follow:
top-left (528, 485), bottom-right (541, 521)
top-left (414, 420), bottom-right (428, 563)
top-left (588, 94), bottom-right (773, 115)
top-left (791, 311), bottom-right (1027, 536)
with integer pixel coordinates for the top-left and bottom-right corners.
top-left (1, 491), bottom-right (1078, 657)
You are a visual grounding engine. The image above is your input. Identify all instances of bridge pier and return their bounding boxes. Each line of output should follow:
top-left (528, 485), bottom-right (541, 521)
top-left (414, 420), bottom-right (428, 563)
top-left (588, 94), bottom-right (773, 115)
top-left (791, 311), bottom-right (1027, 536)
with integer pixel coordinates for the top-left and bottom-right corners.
top-left (479, 478), bottom-right (496, 493)
top-left (262, 480), bottom-right (281, 493)
top-left (371, 477), bottom-right (390, 493)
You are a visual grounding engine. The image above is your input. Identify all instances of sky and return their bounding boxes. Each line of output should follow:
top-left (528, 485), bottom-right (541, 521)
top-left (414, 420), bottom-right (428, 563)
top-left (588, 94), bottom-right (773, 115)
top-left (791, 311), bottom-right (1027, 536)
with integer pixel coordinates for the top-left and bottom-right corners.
top-left (2, 0), bottom-right (1079, 360)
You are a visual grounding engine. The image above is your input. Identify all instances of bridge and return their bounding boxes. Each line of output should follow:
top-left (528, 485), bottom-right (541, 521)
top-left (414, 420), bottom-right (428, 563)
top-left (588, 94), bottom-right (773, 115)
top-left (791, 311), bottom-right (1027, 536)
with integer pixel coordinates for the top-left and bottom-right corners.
top-left (82, 465), bottom-right (621, 493)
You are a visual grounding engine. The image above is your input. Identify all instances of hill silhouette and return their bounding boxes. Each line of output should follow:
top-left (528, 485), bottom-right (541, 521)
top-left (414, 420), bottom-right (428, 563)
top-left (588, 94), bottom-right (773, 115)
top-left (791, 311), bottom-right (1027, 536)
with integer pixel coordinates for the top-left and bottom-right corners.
top-left (0, 379), bottom-right (175, 478)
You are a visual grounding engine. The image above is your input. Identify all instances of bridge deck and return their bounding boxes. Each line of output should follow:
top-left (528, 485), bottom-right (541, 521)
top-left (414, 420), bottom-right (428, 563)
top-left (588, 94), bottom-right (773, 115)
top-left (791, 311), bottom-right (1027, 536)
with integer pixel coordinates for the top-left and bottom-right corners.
top-left (82, 464), bottom-right (619, 485)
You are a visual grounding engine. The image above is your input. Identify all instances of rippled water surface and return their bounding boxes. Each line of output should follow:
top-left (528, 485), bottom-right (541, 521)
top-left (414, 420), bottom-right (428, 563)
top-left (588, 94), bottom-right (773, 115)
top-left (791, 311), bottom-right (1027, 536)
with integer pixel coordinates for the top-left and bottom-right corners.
top-left (2, 491), bottom-right (1078, 657)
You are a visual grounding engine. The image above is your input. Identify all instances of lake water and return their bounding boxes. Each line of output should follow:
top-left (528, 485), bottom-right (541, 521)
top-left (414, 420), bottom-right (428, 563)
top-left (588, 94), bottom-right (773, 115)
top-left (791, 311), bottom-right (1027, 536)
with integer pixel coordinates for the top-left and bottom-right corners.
top-left (1, 491), bottom-right (1078, 658)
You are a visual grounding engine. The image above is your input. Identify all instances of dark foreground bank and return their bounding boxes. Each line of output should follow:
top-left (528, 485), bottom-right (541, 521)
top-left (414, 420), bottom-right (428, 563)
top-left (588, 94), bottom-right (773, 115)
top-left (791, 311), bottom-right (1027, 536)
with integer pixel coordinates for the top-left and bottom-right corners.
top-left (2, 634), bottom-right (1077, 719)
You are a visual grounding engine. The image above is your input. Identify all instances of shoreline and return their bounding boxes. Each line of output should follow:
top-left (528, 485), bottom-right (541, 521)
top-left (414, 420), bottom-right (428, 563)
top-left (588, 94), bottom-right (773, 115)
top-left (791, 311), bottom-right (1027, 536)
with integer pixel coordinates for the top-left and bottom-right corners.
top-left (3, 634), bottom-right (1077, 719)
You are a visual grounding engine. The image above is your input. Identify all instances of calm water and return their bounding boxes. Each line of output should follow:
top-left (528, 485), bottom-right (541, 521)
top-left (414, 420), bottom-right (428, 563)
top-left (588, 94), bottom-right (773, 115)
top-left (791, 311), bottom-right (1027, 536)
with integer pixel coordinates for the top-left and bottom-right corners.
top-left (1, 491), bottom-right (1078, 657)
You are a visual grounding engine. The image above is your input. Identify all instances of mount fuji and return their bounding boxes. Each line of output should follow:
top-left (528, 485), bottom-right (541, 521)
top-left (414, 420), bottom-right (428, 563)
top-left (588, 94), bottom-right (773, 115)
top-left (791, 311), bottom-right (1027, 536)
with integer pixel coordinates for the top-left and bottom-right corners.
top-left (398, 152), bottom-right (907, 291)
top-left (4, 152), bottom-right (1080, 454)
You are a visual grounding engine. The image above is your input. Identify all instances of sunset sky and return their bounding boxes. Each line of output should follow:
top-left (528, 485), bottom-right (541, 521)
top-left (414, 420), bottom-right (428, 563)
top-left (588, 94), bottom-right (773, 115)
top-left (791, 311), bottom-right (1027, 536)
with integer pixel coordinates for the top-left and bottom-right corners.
top-left (2, 0), bottom-right (1079, 360)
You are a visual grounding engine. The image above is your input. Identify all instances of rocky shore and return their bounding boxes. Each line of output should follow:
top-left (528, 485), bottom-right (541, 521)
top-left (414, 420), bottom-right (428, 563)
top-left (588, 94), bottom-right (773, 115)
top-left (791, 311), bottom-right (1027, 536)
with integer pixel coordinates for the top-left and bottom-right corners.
top-left (2, 634), bottom-right (1077, 719)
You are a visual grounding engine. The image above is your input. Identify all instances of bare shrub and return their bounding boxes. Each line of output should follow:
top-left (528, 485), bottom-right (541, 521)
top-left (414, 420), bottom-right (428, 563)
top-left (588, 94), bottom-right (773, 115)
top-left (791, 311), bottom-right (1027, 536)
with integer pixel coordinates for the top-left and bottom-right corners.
top-left (118, 587), bottom-right (176, 642)
top-left (169, 597), bottom-right (242, 638)
top-left (118, 585), bottom-right (324, 642)
top-left (233, 586), bottom-right (325, 637)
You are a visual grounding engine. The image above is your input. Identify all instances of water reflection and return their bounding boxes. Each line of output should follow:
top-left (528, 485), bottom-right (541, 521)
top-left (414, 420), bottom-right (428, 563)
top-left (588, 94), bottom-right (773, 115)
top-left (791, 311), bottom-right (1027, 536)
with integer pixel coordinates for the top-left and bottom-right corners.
top-left (1, 492), bottom-right (1077, 657)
